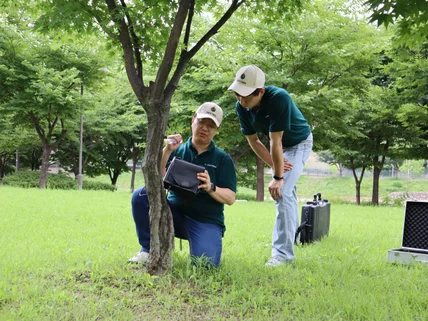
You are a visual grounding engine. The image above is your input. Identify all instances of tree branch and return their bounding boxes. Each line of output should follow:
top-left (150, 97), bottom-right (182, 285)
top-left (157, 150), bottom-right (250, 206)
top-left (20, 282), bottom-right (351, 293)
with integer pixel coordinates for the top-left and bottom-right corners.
top-left (166, 0), bottom-right (246, 94)
top-left (120, 0), bottom-right (143, 80)
top-left (153, 0), bottom-right (192, 100)
top-left (188, 0), bottom-right (245, 57)
top-left (53, 119), bottom-right (67, 147)
top-left (105, 0), bottom-right (145, 102)
top-left (82, 3), bottom-right (120, 40)
top-left (48, 115), bottom-right (59, 140)
top-left (183, 0), bottom-right (195, 50)
top-left (29, 112), bottom-right (47, 145)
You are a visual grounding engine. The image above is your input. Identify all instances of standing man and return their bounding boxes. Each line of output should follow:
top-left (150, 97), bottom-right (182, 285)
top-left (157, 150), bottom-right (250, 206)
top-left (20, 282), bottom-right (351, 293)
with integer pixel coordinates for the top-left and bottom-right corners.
top-left (229, 65), bottom-right (313, 266)
top-left (129, 102), bottom-right (237, 267)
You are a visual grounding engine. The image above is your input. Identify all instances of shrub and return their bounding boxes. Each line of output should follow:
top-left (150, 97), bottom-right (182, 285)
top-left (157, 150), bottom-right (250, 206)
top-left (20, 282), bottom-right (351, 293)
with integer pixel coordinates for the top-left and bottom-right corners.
top-left (84, 181), bottom-right (117, 191)
top-left (2, 171), bottom-right (40, 188)
top-left (235, 191), bottom-right (256, 201)
top-left (1, 171), bottom-right (116, 191)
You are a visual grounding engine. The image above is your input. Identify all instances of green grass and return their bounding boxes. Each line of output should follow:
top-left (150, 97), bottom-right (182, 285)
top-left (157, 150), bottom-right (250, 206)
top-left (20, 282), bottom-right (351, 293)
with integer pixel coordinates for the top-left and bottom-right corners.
top-left (236, 175), bottom-right (428, 204)
top-left (84, 170), bottom-right (145, 192)
top-left (85, 170), bottom-right (428, 204)
top-left (296, 175), bottom-right (428, 202)
top-left (1, 186), bottom-right (428, 320)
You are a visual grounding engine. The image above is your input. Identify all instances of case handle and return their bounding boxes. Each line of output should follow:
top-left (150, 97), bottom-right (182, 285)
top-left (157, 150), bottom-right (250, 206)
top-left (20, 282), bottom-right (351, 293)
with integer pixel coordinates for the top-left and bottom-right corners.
top-left (313, 192), bottom-right (322, 201)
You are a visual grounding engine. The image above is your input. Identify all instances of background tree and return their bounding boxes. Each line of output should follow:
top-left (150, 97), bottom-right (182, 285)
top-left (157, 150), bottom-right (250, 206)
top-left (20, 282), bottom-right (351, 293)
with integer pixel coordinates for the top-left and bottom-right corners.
top-left (0, 19), bottom-right (109, 188)
top-left (317, 150), bottom-right (345, 177)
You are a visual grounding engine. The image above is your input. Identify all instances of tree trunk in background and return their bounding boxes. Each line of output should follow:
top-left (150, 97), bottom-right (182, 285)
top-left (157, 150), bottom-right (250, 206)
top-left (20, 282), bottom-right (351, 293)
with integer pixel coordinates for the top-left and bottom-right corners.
top-left (372, 160), bottom-right (381, 205)
top-left (351, 164), bottom-right (366, 205)
top-left (16, 149), bottom-right (19, 172)
top-left (0, 153), bottom-right (8, 179)
top-left (338, 164), bottom-right (343, 177)
top-left (256, 156), bottom-right (264, 202)
top-left (39, 145), bottom-right (53, 189)
top-left (355, 181), bottom-right (361, 205)
top-left (109, 168), bottom-right (121, 186)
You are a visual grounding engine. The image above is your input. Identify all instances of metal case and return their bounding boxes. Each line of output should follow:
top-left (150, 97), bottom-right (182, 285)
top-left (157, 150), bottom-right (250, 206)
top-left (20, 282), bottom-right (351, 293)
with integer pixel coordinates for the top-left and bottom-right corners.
top-left (296, 193), bottom-right (331, 244)
top-left (387, 201), bottom-right (428, 264)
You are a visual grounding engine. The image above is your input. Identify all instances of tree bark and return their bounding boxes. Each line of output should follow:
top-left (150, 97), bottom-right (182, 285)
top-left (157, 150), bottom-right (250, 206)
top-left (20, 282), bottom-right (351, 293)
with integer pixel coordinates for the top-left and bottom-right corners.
top-left (256, 156), bottom-right (264, 202)
top-left (16, 149), bottom-right (19, 172)
top-left (130, 145), bottom-right (140, 192)
top-left (337, 164), bottom-right (343, 177)
top-left (355, 181), bottom-right (361, 205)
top-left (0, 153), bottom-right (9, 179)
top-left (372, 156), bottom-right (381, 205)
top-left (351, 161), bottom-right (366, 205)
top-left (143, 105), bottom-right (174, 275)
top-left (110, 169), bottom-right (121, 186)
top-left (39, 145), bottom-right (53, 189)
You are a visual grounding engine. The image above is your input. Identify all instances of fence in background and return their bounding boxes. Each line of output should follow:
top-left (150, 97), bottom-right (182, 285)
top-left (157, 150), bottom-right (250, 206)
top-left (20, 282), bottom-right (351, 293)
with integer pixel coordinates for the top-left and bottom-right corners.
top-left (303, 167), bottom-right (428, 179)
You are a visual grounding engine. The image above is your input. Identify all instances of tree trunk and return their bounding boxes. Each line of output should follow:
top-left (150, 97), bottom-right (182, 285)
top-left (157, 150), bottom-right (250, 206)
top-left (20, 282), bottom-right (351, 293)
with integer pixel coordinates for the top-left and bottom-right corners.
top-left (16, 149), bottom-right (19, 172)
top-left (351, 163), bottom-right (366, 206)
top-left (355, 181), bottom-right (361, 205)
top-left (0, 154), bottom-right (7, 179)
top-left (142, 104), bottom-right (174, 275)
top-left (256, 156), bottom-right (264, 202)
top-left (372, 162), bottom-right (381, 206)
top-left (130, 146), bottom-right (140, 192)
top-left (39, 145), bottom-right (52, 189)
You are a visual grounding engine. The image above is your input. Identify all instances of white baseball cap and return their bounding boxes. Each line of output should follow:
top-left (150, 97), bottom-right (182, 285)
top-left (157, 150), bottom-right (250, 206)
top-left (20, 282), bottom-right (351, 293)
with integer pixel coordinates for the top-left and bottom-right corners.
top-left (196, 102), bottom-right (223, 127)
top-left (228, 65), bottom-right (265, 97)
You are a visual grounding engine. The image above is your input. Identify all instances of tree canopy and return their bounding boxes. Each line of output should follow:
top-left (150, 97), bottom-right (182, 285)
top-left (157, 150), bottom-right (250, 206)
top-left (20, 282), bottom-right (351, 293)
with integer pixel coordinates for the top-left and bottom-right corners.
top-left (365, 0), bottom-right (428, 45)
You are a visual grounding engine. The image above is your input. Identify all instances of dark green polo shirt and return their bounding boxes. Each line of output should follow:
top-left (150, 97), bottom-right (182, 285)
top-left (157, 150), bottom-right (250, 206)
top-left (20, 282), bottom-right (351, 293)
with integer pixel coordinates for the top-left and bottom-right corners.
top-left (235, 86), bottom-right (311, 148)
top-left (167, 137), bottom-right (237, 231)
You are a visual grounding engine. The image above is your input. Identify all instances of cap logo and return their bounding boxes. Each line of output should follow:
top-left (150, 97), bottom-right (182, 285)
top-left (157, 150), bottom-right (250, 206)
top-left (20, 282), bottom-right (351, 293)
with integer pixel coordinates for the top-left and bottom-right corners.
top-left (240, 73), bottom-right (245, 79)
top-left (211, 106), bottom-right (216, 112)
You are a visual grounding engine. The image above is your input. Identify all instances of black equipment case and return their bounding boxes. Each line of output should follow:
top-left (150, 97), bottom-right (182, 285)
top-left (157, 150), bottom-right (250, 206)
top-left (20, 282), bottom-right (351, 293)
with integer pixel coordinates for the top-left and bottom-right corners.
top-left (296, 193), bottom-right (331, 244)
top-left (387, 201), bottom-right (428, 264)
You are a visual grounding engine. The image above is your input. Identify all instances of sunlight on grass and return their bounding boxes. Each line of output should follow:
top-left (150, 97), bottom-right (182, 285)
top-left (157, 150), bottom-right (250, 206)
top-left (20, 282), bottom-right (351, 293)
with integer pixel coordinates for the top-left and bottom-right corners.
top-left (1, 186), bottom-right (428, 320)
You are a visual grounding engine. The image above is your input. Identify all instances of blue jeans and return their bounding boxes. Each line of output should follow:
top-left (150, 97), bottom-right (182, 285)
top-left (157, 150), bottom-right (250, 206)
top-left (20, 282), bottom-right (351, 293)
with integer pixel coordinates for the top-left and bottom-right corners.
top-left (131, 187), bottom-right (223, 266)
top-left (271, 133), bottom-right (313, 262)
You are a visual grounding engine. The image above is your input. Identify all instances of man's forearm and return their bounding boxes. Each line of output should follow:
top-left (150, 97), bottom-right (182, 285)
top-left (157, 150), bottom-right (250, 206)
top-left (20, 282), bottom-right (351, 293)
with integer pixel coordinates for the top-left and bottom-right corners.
top-left (209, 187), bottom-right (236, 205)
top-left (270, 139), bottom-right (284, 177)
top-left (247, 137), bottom-right (273, 167)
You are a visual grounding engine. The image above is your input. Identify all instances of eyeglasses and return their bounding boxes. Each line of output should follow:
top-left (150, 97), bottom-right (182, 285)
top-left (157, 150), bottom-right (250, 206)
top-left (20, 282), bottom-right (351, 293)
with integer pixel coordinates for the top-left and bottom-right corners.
top-left (195, 118), bottom-right (217, 132)
top-left (234, 88), bottom-right (262, 99)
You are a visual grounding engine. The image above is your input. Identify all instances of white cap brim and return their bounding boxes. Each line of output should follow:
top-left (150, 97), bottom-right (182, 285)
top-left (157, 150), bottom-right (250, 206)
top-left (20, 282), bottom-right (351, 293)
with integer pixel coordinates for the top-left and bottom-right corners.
top-left (228, 80), bottom-right (257, 97)
top-left (196, 113), bottom-right (220, 127)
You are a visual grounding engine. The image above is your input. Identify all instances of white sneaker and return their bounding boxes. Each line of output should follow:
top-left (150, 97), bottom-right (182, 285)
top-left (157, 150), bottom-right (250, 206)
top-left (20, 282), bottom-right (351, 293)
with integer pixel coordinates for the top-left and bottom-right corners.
top-left (128, 251), bottom-right (149, 264)
top-left (265, 256), bottom-right (292, 267)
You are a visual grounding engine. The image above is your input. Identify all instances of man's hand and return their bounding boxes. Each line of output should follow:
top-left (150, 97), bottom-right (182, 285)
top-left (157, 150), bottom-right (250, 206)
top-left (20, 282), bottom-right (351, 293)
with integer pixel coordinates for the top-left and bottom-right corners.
top-left (197, 170), bottom-right (212, 193)
top-left (268, 179), bottom-right (284, 201)
top-left (284, 158), bottom-right (293, 172)
top-left (164, 134), bottom-right (182, 152)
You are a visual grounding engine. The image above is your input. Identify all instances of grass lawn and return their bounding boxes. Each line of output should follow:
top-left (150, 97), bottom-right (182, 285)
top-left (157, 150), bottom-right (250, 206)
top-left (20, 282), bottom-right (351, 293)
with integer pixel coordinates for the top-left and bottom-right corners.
top-left (1, 185), bottom-right (427, 320)
top-left (87, 170), bottom-right (428, 204)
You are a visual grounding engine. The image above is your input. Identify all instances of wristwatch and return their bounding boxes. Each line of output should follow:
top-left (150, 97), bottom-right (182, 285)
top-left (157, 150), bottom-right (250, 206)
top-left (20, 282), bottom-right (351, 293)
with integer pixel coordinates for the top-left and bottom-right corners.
top-left (210, 183), bottom-right (216, 192)
top-left (273, 175), bottom-right (284, 181)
